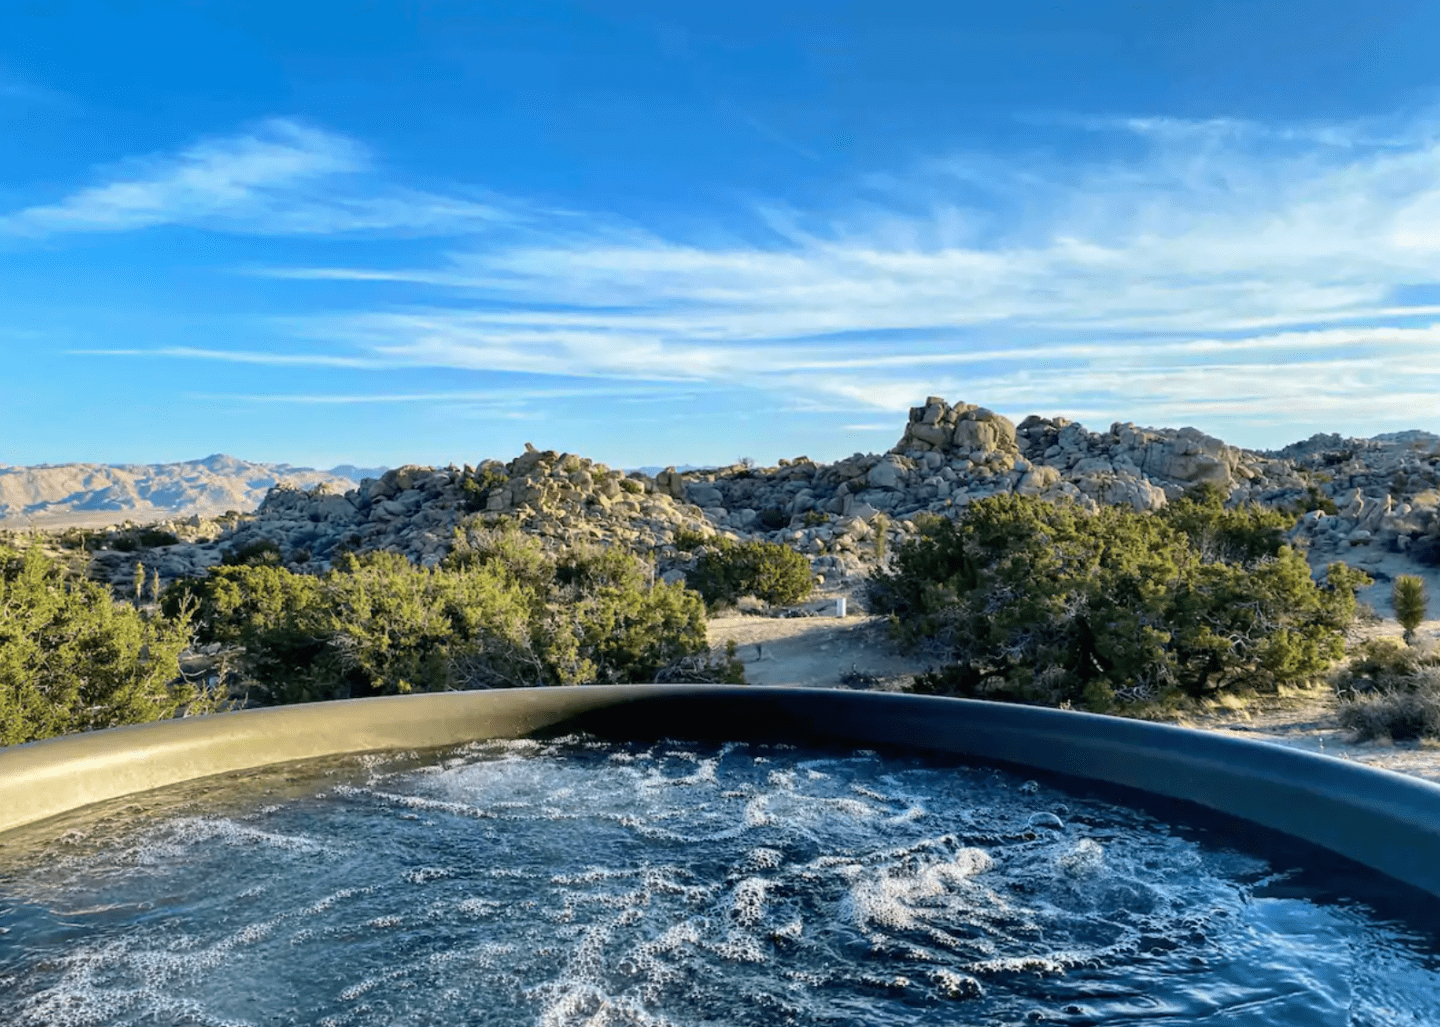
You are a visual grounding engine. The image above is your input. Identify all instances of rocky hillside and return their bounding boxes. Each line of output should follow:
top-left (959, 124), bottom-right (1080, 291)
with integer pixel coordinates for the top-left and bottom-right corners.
top-left (50, 398), bottom-right (1440, 605)
top-left (0, 454), bottom-right (377, 527)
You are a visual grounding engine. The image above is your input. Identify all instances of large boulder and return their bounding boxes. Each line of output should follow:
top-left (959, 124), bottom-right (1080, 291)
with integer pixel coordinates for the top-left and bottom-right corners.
top-left (686, 483), bottom-right (724, 508)
top-left (1016, 465), bottom-right (1061, 497)
top-left (1100, 477), bottom-right (1168, 513)
top-left (952, 419), bottom-right (998, 453)
top-left (867, 457), bottom-right (906, 490)
top-left (892, 398), bottom-right (1018, 458)
top-left (1138, 427), bottom-right (1237, 486)
top-left (955, 409), bottom-right (1019, 455)
top-left (907, 422), bottom-right (952, 447)
top-left (653, 467), bottom-right (688, 501)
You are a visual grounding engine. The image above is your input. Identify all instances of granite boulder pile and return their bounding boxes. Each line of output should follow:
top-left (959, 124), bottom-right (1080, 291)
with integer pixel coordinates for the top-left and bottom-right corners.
top-left (79, 400), bottom-right (1440, 604)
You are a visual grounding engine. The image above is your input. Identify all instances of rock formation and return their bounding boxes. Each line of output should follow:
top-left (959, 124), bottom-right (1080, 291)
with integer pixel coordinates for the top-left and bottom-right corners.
top-left (47, 400), bottom-right (1439, 600)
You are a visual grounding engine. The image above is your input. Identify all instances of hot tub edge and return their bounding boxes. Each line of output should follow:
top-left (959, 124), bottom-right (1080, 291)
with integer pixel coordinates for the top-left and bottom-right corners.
top-left (3, 686), bottom-right (1439, 900)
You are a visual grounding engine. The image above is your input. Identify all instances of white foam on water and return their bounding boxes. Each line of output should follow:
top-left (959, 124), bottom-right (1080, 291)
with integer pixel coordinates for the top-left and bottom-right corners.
top-left (334, 783), bottom-right (496, 820)
top-left (3, 737), bottom-right (1440, 1026)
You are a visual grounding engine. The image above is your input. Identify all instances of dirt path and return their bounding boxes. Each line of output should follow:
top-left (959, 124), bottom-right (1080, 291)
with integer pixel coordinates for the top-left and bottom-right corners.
top-left (705, 584), bottom-right (1440, 784)
top-left (704, 586), bottom-right (944, 690)
top-left (706, 611), bottom-right (940, 689)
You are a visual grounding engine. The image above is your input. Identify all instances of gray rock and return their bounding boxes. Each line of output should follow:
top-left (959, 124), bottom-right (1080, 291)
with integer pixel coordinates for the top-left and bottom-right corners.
top-left (687, 484), bottom-right (724, 508)
top-left (867, 458), bottom-right (906, 490)
top-left (953, 419), bottom-right (1000, 454)
top-left (1071, 456), bottom-right (1114, 476)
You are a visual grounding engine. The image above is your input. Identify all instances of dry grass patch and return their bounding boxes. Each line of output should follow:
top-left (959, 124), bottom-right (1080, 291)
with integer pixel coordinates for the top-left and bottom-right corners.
top-left (1337, 674), bottom-right (1440, 743)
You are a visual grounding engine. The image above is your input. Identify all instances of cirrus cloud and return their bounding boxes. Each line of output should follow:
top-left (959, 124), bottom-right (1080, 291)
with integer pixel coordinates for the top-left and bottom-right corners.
top-left (0, 118), bottom-right (518, 237)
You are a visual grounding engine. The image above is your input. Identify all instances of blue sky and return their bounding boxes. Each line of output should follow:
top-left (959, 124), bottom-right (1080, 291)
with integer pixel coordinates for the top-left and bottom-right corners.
top-left (3, 2), bottom-right (1440, 471)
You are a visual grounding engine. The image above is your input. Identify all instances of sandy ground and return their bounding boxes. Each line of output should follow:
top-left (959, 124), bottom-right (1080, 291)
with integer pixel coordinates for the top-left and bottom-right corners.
top-left (705, 583), bottom-right (946, 690)
top-left (706, 574), bottom-right (1440, 786)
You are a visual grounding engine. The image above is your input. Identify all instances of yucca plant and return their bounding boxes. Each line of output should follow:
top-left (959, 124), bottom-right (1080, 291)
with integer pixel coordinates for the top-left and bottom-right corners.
top-left (1394, 574), bottom-right (1429, 644)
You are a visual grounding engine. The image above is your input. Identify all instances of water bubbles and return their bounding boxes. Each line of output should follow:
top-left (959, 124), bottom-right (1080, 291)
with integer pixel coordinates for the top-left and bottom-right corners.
top-left (745, 847), bottom-right (783, 870)
top-left (3, 737), bottom-right (1439, 1026)
top-left (1056, 837), bottom-right (1106, 876)
top-left (932, 968), bottom-right (985, 999)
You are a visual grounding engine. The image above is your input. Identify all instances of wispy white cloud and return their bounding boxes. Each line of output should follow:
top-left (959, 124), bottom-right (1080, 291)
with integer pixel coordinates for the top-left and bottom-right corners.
top-left (78, 109), bottom-right (1440, 442)
top-left (183, 385), bottom-right (694, 404)
top-left (1, 119), bottom-right (516, 237)
top-left (261, 312), bottom-right (1440, 392)
top-left (67, 346), bottom-right (393, 368)
top-left (1020, 110), bottom-right (1438, 150)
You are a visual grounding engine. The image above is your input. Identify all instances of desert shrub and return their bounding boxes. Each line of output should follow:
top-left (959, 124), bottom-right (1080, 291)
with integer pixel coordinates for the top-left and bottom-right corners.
top-left (1412, 535), bottom-right (1440, 568)
top-left (1, 544), bottom-right (212, 746)
top-left (1283, 486), bottom-right (1340, 518)
top-left (686, 537), bottom-right (814, 613)
top-left (549, 542), bottom-right (709, 683)
top-left (873, 513), bottom-right (889, 566)
top-left (1159, 483), bottom-right (1296, 565)
top-left (56, 528), bottom-right (104, 551)
top-left (170, 551), bottom-right (578, 704)
top-left (444, 519), bottom-right (557, 594)
top-left (757, 507), bottom-right (787, 531)
top-left (1337, 674), bottom-right (1440, 741)
top-left (910, 511), bottom-right (949, 535)
top-left (1355, 601), bottom-right (1383, 624)
top-left (163, 564), bottom-right (330, 702)
top-left (653, 637), bottom-right (747, 684)
top-left (868, 493), bottom-right (1369, 714)
top-left (221, 538), bottom-right (283, 567)
top-left (671, 527), bottom-right (711, 552)
top-left (317, 551), bottom-right (585, 699)
top-left (803, 510), bottom-right (829, 528)
top-left (137, 528), bottom-right (181, 548)
top-left (461, 467), bottom-right (509, 512)
top-left (329, 533), bottom-right (365, 559)
top-left (621, 479), bottom-right (644, 495)
top-left (460, 478), bottom-right (486, 512)
top-left (839, 666), bottom-right (882, 688)
top-left (1393, 575), bottom-right (1429, 641)
top-left (170, 525), bottom-right (716, 704)
top-left (1333, 638), bottom-right (1439, 698)
top-left (166, 564), bottom-right (323, 648)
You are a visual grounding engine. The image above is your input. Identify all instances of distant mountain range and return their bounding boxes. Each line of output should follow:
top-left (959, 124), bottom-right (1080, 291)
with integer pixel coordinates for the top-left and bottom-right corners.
top-left (0, 451), bottom-right (743, 529)
top-left (0, 455), bottom-right (730, 529)
top-left (0, 455), bottom-right (387, 529)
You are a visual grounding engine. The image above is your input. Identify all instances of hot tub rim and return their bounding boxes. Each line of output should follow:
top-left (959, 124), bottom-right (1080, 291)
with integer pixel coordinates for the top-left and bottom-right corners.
top-left (2, 685), bottom-right (1439, 902)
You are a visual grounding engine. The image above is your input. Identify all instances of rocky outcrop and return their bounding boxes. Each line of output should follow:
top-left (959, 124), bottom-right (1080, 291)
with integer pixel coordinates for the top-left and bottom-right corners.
top-left (1263, 432), bottom-right (1440, 565)
top-left (64, 402), bottom-right (1440, 598)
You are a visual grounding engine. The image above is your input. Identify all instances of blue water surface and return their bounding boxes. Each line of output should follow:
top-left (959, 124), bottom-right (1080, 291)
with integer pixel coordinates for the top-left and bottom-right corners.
top-left (0, 735), bottom-right (1437, 1027)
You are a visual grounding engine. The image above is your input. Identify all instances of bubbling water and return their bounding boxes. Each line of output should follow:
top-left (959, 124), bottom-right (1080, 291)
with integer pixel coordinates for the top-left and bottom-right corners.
top-left (1, 736), bottom-right (1437, 1027)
